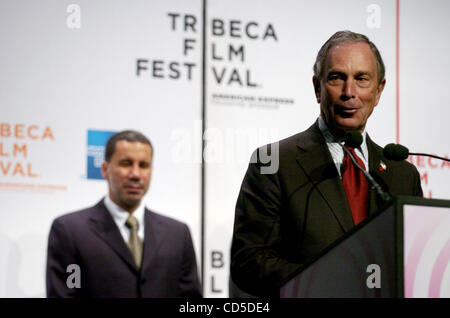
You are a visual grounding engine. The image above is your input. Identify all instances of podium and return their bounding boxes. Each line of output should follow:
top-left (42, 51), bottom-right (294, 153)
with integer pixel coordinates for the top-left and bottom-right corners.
top-left (280, 196), bottom-right (450, 298)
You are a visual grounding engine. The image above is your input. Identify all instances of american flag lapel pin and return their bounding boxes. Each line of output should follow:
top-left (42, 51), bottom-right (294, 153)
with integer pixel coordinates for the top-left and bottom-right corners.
top-left (379, 160), bottom-right (387, 172)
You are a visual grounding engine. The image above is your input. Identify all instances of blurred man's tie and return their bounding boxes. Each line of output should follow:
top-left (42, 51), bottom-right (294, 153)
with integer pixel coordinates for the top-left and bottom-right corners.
top-left (126, 215), bottom-right (143, 268)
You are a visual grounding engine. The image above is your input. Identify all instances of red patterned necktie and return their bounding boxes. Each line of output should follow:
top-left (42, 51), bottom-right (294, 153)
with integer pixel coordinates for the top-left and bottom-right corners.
top-left (341, 145), bottom-right (369, 225)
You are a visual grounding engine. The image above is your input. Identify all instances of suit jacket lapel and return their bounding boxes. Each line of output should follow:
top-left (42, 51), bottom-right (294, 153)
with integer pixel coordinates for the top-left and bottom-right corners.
top-left (366, 135), bottom-right (393, 215)
top-left (88, 199), bottom-right (138, 273)
top-left (295, 122), bottom-right (355, 232)
top-left (141, 209), bottom-right (165, 275)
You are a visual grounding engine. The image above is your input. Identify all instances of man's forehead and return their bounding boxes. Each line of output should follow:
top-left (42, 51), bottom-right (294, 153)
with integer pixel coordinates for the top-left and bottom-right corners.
top-left (115, 140), bottom-right (150, 149)
top-left (329, 41), bottom-right (371, 53)
top-left (113, 140), bottom-right (152, 157)
top-left (324, 42), bottom-right (377, 71)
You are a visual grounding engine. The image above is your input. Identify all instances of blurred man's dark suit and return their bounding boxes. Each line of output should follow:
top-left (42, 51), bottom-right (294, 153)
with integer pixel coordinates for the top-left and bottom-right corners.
top-left (230, 121), bottom-right (422, 296)
top-left (47, 199), bottom-right (202, 298)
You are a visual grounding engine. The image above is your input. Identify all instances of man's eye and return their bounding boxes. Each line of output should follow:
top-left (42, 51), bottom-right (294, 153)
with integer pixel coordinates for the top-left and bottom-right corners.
top-left (327, 74), bottom-right (343, 82)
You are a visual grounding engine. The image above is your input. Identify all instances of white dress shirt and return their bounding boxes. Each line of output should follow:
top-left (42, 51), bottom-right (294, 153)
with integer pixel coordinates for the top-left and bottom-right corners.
top-left (317, 116), bottom-right (369, 178)
top-left (104, 195), bottom-right (145, 243)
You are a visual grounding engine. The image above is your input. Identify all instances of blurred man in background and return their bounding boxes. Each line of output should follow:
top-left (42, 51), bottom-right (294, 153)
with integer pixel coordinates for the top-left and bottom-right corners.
top-left (47, 130), bottom-right (202, 297)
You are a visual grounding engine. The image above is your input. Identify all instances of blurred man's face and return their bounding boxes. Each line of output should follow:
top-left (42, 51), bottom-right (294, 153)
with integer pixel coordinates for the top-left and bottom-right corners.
top-left (101, 140), bottom-right (152, 212)
top-left (313, 41), bottom-right (385, 136)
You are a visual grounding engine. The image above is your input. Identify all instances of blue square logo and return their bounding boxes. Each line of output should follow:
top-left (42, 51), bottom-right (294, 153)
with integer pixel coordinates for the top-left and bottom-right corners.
top-left (87, 130), bottom-right (116, 180)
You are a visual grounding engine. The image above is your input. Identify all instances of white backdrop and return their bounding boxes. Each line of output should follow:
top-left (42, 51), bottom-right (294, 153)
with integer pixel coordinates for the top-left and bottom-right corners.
top-left (0, 0), bottom-right (448, 298)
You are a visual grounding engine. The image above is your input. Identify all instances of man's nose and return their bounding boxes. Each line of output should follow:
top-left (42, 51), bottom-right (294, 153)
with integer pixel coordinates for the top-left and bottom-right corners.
top-left (341, 79), bottom-right (356, 100)
top-left (128, 165), bottom-right (141, 178)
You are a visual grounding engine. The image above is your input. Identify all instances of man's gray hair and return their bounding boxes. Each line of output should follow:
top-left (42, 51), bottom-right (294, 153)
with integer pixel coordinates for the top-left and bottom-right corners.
top-left (313, 30), bottom-right (385, 84)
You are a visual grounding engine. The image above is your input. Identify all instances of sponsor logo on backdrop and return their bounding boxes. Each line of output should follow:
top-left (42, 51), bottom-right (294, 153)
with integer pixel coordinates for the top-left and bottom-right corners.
top-left (0, 123), bottom-right (67, 193)
top-left (135, 12), bottom-right (199, 81)
top-left (87, 129), bottom-right (116, 180)
top-left (209, 18), bottom-right (294, 109)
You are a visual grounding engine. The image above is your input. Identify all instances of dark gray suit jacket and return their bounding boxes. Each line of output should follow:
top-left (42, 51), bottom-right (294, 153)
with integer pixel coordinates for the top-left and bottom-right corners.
top-left (46, 199), bottom-right (202, 298)
top-left (230, 122), bottom-right (423, 296)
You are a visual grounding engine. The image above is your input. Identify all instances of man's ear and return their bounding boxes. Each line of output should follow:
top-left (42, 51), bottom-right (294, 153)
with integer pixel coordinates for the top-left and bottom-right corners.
top-left (374, 78), bottom-right (386, 107)
top-left (101, 161), bottom-right (109, 180)
top-left (313, 76), bottom-right (321, 103)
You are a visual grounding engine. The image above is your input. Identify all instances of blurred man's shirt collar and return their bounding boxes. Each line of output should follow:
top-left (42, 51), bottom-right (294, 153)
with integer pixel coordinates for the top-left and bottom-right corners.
top-left (104, 195), bottom-right (145, 242)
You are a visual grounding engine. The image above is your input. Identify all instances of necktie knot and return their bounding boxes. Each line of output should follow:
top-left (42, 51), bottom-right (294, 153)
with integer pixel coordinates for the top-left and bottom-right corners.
top-left (344, 144), bottom-right (355, 154)
top-left (342, 144), bottom-right (366, 171)
top-left (126, 215), bottom-right (139, 231)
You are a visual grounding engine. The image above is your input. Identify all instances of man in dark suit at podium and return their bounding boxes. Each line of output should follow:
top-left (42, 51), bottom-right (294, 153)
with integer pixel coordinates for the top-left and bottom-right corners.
top-left (230, 31), bottom-right (423, 296)
top-left (46, 130), bottom-right (202, 297)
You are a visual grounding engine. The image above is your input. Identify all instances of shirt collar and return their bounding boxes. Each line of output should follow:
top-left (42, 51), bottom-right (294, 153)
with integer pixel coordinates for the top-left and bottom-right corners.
top-left (104, 195), bottom-right (146, 230)
top-left (317, 116), bottom-right (369, 160)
